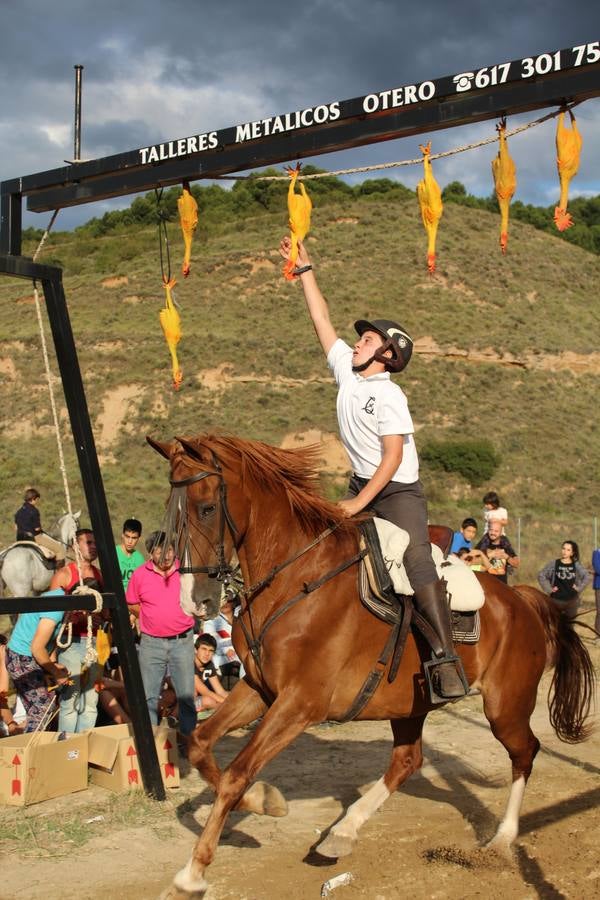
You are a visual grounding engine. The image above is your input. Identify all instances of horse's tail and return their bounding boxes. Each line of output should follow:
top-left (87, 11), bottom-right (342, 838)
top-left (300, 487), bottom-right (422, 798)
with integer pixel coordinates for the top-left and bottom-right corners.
top-left (515, 584), bottom-right (595, 743)
top-left (548, 611), bottom-right (596, 743)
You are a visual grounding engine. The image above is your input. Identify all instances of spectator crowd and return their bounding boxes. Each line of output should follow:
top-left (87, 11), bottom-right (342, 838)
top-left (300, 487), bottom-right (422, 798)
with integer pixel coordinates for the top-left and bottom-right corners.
top-left (1, 495), bottom-right (240, 744)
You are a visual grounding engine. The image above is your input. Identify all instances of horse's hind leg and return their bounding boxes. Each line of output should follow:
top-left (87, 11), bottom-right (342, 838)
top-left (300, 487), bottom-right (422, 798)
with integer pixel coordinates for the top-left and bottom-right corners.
top-left (317, 715), bottom-right (426, 859)
top-left (482, 683), bottom-right (540, 853)
top-left (173, 694), bottom-right (317, 896)
top-left (189, 678), bottom-right (286, 817)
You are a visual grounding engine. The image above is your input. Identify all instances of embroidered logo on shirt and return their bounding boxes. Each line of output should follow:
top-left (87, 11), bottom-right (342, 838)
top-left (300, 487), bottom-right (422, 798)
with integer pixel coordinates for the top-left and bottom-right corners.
top-left (362, 396), bottom-right (376, 414)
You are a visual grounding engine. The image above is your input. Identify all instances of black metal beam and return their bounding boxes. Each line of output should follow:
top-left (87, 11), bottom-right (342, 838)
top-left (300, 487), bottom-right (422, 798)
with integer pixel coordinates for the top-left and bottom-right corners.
top-left (0, 254), bottom-right (166, 801)
top-left (0, 41), bottom-right (596, 221)
top-left (0, 593), bottom-right (116, 615)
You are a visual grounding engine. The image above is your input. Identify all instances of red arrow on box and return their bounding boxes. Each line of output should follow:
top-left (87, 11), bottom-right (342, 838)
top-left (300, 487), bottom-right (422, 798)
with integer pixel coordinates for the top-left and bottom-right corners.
top-left (12, 753), bottom-right (22, 796)
top-left (126, 744), bottom-right (139, 784)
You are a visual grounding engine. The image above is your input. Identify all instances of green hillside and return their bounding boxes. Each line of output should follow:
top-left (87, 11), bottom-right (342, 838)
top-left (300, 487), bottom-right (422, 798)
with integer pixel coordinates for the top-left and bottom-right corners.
top-left (1, 185), bottom-right (599, 583)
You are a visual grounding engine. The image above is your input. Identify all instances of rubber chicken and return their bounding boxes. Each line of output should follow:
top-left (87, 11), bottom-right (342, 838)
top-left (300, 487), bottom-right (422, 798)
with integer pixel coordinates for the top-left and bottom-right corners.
top-left (554, 110), bottom-right (582, 232)
top-left (160, 278), bottom-right (183, 390)
top-left (283, 163), bottom-right (312, 281)
top-left (491, 119), bottom-right (517, 254)
top-left (416, 143), bottom-right (443, 273)
top-left (177, 182), bottom-right (198, 277)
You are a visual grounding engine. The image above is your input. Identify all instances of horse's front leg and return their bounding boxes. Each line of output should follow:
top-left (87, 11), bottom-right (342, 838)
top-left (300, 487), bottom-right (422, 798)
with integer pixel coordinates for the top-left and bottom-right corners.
top-left (317, 715), bottom-right (426, 859)
top-left (173, 694), bottom-right (317, 897)
top-left (189, 677), bottom-right (285, 816)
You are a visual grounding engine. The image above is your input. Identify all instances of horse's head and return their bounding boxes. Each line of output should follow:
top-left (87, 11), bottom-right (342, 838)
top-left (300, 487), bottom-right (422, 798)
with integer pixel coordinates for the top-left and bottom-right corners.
top-left (147, 435), bottom-right (246, 618)
top-left (57, 510), bottom-right (81, 547)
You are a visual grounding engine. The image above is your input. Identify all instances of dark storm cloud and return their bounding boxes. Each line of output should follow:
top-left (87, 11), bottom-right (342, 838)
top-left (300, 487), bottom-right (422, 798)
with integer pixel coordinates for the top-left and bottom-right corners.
top-left (0, 0), bottom-right (598, 228)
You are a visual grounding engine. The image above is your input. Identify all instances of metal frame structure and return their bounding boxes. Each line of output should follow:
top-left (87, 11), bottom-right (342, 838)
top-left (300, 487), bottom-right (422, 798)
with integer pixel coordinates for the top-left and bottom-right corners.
top-left (0, 41), bottom-right (598, 796)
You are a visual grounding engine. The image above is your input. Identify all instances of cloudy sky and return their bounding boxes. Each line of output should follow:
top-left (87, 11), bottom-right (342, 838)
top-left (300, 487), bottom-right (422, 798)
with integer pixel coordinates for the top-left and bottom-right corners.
top-left (1, 0), bottom-right (599, 231)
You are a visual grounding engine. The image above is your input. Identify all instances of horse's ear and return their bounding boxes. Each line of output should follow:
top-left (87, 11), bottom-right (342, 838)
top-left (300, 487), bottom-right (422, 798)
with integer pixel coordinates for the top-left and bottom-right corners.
top-left (174, 436), bottom-right (205, 462)
top-left (146, 436), bottom-right (177, 460)
top-left (74, 510), bottom-right (81, 520)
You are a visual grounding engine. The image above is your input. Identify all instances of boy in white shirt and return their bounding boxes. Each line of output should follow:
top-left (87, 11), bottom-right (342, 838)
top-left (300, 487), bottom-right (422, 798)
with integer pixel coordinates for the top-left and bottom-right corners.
top-left (279, 236), bottom-right (466, 700)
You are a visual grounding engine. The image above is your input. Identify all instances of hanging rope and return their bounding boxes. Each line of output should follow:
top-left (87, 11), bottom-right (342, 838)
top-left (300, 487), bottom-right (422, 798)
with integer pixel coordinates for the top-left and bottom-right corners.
top-left (155, 188), bottom-right (172, 284)
top-left (30, 210), bottom-right (94, 653)
top-left (215, 102), bottom-right (581, 182)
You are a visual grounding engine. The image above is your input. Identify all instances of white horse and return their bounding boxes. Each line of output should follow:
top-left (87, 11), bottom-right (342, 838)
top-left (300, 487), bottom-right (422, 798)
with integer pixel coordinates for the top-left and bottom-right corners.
top-left (0, 512), bottom-right (81, 598)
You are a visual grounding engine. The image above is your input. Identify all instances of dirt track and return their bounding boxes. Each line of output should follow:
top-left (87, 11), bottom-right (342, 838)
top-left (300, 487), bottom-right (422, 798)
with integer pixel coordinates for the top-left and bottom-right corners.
top-left (2, 640), bottom-right (599, 900)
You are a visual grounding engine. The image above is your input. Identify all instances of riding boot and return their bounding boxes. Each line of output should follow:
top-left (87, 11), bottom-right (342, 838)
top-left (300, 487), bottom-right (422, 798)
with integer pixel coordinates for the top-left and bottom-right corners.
top-left (413, 578), bottom-right (467, 700)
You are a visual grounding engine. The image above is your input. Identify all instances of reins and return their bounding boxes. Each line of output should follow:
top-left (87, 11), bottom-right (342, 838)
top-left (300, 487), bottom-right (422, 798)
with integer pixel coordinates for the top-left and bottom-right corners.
top-left (169, 450), bottom-right (366, 682)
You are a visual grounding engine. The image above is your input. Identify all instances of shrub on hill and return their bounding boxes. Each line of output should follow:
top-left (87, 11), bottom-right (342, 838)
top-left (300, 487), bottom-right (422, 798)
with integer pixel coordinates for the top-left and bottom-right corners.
top-left (420, 439), bottom-right (500, 486)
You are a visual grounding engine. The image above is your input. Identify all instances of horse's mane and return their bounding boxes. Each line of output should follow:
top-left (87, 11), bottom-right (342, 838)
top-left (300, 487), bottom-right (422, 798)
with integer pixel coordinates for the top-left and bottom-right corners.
top-left (192, 433), bottom-right (355, 538)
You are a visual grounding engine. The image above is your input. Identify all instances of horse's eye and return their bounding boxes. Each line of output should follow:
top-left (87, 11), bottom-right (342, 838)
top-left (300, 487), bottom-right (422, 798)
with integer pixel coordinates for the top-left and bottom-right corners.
top-left (198, 504), bottom-right (216, 519)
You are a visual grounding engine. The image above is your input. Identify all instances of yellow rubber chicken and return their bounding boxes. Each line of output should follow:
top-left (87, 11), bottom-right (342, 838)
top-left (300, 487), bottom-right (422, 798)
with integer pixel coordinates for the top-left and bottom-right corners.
top-left (160, 278), bottom-right (183, 390)
top-left (491, 119), bottom-right (517, 254)
top-left (416, 142), bottom-right (443, 273)
top-left (177, 182), bottom-right (198, 277)
top-left (283, 163), bottom-right (312, 281)
top-left (554, 110), bottom-right (582, 231)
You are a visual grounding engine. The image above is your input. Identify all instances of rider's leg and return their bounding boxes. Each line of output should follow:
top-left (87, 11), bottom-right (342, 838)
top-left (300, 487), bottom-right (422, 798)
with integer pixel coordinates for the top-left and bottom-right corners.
top-left (351, 476), bottom-right (466, 700)
top-left (411, 578), bottom-right (466, 698)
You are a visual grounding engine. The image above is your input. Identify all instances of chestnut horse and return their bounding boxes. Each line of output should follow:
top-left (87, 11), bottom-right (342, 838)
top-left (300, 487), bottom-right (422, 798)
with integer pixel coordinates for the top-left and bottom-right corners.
top-left (148, 433), bottom-right (595, 899)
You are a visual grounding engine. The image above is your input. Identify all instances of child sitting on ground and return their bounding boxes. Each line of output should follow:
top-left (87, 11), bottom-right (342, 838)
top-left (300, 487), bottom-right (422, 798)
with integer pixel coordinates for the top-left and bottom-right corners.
top-left (194, 633), bottom-right (228, 716)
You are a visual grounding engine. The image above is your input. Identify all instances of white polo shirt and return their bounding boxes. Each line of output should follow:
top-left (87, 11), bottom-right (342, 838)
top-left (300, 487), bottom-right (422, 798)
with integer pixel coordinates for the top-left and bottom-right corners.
top-left (327, 339), bottom-right (419, 484)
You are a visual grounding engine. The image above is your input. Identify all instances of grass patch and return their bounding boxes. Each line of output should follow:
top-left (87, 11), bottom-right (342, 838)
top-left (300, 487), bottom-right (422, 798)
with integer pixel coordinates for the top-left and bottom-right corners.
top-left (0, 789), bottom-right (179, 857)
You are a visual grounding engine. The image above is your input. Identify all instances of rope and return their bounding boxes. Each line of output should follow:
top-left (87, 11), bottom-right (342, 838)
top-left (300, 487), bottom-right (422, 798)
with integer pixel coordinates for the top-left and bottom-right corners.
top-left (216, 102), bottom-right (581, 182)
top-left (155, 188), bottom-right (172, 283)
top-left (71, 584), bottom-right (104, 666)
top-left (30, 209), bottom-right (89, 652)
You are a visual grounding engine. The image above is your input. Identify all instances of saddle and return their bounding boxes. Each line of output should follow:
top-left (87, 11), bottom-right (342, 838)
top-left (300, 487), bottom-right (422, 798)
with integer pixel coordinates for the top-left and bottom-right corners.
top-left (2, 541), bottom-right (59, 571)
top-left (358, 519), bottom-right (482, 644)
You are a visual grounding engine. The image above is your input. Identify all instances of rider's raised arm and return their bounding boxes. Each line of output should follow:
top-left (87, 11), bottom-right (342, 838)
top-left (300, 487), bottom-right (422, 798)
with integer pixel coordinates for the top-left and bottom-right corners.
top-left (279, 237), bottom-right (338, 356)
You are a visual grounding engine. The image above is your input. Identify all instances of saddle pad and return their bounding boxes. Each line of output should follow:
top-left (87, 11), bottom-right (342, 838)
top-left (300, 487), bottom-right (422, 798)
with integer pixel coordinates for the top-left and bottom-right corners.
top-left (371, 518), bottom-right (485, 612)
top-left (451, 609), bottom-right (481, 644)
top-left (2, 540), bottom-right (55, 561)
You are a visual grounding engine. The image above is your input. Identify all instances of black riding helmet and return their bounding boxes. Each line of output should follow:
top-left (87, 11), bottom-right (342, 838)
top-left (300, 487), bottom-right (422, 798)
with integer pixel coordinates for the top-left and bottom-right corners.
top-left (354, 319), bottom-right (413, 373)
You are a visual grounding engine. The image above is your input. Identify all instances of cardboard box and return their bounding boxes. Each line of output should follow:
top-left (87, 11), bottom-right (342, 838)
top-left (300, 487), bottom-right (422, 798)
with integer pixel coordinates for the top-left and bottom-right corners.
top-left (0, 731), bottom-right (88, 807)
top-left (87, 724), bottom-right (179, 792)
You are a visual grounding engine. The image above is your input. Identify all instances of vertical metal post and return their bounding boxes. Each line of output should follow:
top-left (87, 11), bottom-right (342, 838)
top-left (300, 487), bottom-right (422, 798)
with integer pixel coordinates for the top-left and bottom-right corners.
top-left (73, 65), bottom-right (83, 161)
top-left (517, 517), bottom-right (521, 557)
top-left (0, 188), bottom-right (22, 256)
top-left (40, 271), bottom-right (166, 800)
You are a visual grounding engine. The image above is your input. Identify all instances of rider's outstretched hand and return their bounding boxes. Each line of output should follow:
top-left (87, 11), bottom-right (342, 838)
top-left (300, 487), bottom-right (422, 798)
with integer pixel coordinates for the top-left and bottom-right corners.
top-left (279, 236), bottom-right (311, 268)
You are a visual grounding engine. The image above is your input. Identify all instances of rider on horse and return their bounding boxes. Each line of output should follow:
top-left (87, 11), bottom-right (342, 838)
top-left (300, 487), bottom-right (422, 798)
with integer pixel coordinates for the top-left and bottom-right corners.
top-left (279, 236), bottom-right (466, 699)
top-left (14, 488), bottom-right (65, 564)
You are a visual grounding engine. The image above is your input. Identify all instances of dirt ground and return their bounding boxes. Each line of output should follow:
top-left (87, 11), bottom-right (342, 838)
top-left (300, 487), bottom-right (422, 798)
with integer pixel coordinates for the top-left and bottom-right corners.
top-left (1, 638), bottom-right (599, 900)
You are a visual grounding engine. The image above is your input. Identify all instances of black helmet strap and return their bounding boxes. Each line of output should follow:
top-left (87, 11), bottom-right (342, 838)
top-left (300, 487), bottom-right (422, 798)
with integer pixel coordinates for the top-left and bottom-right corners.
top-left (351, 338), bottom-right (395, 373)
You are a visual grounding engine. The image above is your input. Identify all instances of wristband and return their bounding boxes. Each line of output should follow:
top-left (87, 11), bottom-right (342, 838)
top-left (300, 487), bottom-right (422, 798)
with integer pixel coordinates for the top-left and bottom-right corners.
top-left (292, 264), bottom-right (312, 276)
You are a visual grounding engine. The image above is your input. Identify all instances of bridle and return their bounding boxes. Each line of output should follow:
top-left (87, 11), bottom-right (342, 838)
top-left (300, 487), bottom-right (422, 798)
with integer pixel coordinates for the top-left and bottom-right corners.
top-left (168, 451), bottom-right (239, 586)
top-left (167, 449), bottom-right (346, 606)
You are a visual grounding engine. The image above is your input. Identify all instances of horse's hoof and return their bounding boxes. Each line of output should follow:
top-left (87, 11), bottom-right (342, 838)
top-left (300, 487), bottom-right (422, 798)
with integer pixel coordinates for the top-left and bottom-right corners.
top-left (172, 859), bottom-right (209, 897)
top-left (239, 781), bottom-right (288, 817)
top-left (159, 887), bottom-right (207, 900)
top-left (316, 831), bottom-right (355, 859)
top-left (484, 834), bottom-right (515, 859)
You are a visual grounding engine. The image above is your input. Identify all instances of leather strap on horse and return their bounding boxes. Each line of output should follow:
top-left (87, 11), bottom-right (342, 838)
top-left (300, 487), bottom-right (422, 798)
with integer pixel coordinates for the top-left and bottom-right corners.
top-left (388, 595), bottom-right (414, 684)
top-left (238, 549), bottom-right (367, 677)
top-left (240, 524), bottom-right (340, 602)
top-left (336, 616), bottom-right (402, 724)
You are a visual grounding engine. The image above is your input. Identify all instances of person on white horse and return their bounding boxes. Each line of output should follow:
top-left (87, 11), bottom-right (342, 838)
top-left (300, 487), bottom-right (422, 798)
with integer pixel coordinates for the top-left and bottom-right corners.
top-left (14, 487), bottom-right (65, 564)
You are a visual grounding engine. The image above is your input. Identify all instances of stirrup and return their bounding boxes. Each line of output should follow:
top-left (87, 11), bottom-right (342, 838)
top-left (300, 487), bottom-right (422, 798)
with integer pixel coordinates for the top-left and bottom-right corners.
top-left (423, 654), bottom-right (469, 705)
